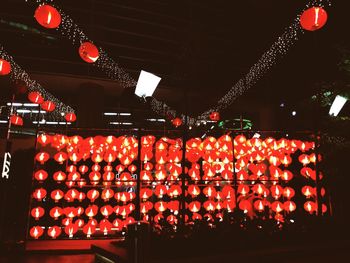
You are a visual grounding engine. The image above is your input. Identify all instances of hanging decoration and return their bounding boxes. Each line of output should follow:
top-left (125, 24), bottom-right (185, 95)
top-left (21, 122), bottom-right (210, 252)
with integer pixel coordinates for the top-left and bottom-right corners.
top-left (0, 44), bottom-right (75, 119)
top-left (300, 7), bottom-right (328, 31)
top-left (34, 4), bottom-right (61, 29)
top-left (41, 100), bottom-right (56, 112)
top-left (28, 91), bottom-right (44, 104)
top-left (10, 115), bottom-right (24, 126)
top-left (209, 111), bottom-right (220, 121)
top-left (0, 58), bottom-right (11, 75)
top-left (172, 118), bottom-right (182, 128)
top-left (79, 42), bottom-right (99, 63)
top-left (65, 112), bottom-right (76, 122)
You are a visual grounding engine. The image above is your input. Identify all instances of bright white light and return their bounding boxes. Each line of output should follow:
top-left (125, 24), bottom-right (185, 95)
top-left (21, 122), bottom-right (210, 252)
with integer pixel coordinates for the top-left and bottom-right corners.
top-left (146, 118), bottom-right (165, 122)
top-left (17, 109), bottom-right (31, 113)
top-left (135, 70), bottom-right (161, 97)
top-left (6, 102), bottom-right (22, 106)
top-left (104, 112), bottom-right (131, 116)
top-left (31, 110), bottom-right (46, 114)
top-left (110, 122), bottom-right (133, 125)
top-left (0, 120), bottom-right (8, 123)
top-left (253, 133), bottom-right (261, 138)
top-left (23, 103), bottom-right (39, 107)
top-left (292, 111), bottom-right (296, 116)
top-left (329, 95), bottom-right (348, 117)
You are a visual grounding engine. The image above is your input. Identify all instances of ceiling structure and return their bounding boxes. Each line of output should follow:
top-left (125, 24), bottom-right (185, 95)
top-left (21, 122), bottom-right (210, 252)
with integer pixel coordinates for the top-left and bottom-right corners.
top-left (0, 0), bottom-right (349, 129)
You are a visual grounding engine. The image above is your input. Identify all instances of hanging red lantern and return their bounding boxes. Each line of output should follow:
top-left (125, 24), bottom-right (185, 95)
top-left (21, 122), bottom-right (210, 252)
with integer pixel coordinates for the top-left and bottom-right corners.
top-left (37, 134), bottom-right (51, 146)
top-left (100, 205), bottom-right (113, 218)
top-left (100, 219), bottom-right (113, 235)
top-left (65, 112), bottom-right (76, 122)
top-left (188, 201), bottom-right (201, 213)
top-left (172, 117), bottom-right (182, 128)
top-left (209, 111), bottom-right (220, 121)
top-left (35, 152), bottom-right (49, 164)
top-left (79, 42), bottom-right (99, 63)
top-left (34, 170), bottom-right (48, 181)
top-left (270, 185), bottom-right (283, 200)
top-left (47, 226), bottom-right (61, 239)
top-left (33, 188), bottom-right (47, 201)
top-left (10, 115), bottom-right (23, 126)
top-left (53, 171), bottom-right (66, 182)
top-left (34, 4), bottom-right (61, 29)
top-left (87, 189), bottom-right (100, 202)
top-left (41, 100), bottom-right (56, 112)
top-left (54, 151), bottom-right (67, 164)
top-left (284, 201), bottom-right (297, 212)
top-left (304, 201), bottom-right (317, 214)
top-left (64, 223), bottom-right (78, 238)
top-left (254, 200), bottom-right (266, 212)
top-left (300, 7), bottom-right (327, 31)
top-left (271, 201), bottom-right (284, 213)
top-left (0, 59), bottom-right (11, 75)
top-left (101, 188), bottom-right (114, 201)
top-left (302, 185), bottom-right (315, 198)
top-left (203, 186), bottom-right (216, 198)
top-left (283, 187), bottom-right (295, 199)
top-left (29, 226), bottom-right (44, 239)
top-left (31, 207), bottom-right (45, 220)
top-left (188, 185), bottom-right (201, 197)
top-left (85, 205), bottom-right (98, 218)
top-left (51, 189), bottom-right (64, 202)
top-left (28, 91), bottom-right (44, 104)
top-left (155, 201), bottom-right (167, 213)
top-left (50, 207), bottom-right (63, 219)
top-left (140, 188), bottom-right (152, 200)
top-left (237, 184), bottom-right (250, 196)
top-left (203, 200), bottom-right (216, 212)
top-left (83, 224), bottom-right (96, 238)
top-left (239, 200), bottom-right (252, 213)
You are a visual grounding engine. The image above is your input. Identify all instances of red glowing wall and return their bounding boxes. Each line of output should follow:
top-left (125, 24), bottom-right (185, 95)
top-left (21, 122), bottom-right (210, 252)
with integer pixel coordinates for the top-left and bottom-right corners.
top-left (27, 133), bottom-right (328, 240)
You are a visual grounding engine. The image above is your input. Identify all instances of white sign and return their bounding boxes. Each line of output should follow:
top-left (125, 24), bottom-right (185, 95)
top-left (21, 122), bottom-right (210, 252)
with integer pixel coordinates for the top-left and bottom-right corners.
top-left (1, 152), bottom-right (11, 179)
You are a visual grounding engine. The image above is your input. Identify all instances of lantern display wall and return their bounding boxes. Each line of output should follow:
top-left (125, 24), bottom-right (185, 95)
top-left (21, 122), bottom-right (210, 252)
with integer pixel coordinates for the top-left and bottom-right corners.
top-left (27, 132), bottom-right (329, 240)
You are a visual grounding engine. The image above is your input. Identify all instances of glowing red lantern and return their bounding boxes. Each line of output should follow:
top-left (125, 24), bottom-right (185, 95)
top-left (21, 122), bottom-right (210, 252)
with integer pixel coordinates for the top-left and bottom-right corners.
top-left (41, 100), bottom-right (56, 112)
top-left (79, 42), bottom-right (99, 63)
top-left (50, 207), bottom-right (63, 219)
top-left (87, 189), bottom-right (100, 202)
top-left (304, 201), bottom-right (317, 214)
top-left (302, 186), bottom-right (315, 198)
top-left (49, 190), bottom-right (63, 203)
top-left (28, 91), bottom-right (44, 104)
top-left (239, 200), bottom-right (252, 213)
top-left (65, 112), bottom-right (76, 122)
top-left (100, 219), bottom-right (113, 235)
top-left (53, 171), bottom-right (66, 182)
top-left (100, 205), bottom-right (113, 218)
top-left (33, 188), bottom-right (47, 201)
top-left (34, 170), bottom-right (48, 181)
top-left (188, 201), bottom-right (201, 213)
top-left (54, 152), bottom-right (67, 164)
top-left (65, 189), bottom-right (79, 202)
top-left (300, 7), bottom-right (327, 31)
top-left (31, 207), bottom-right (45, 220)
top-left (168, 185), bottom-right (182, 198)
top-left (271, 201), bottom-right (284, 213)
top-left (35, 152), bottom-right (49, 164)
top-left (203, 200), bottom-right (216, 212)
top-left (254, 200), bottom-right (266, 212)
top-left (155, 201), bottom-right (167, 213)
top-left (101, 188), bottom-right (114, 201)
top-left (299, 154), bottom-right (310, 166)
top-left (34, 4), bottom-right (61, 29)
top-left (209, 111), bottom-right (220, 121)
top-left (172, 117), bottom-right (182, 127)
top-left (10, 115), bottom-right (23, 126)
top-left (283, 187), bottom-right (295, 199)
top-left (140, 188), bottom-right (152, 200)
top-left (83, 224), bottom-right (96, 238)
top-left (237, 185), bottom-right (250, 196)
top-left (284, 201), bottom-right (297, 212)
top-left (85, 205), bottom-right (98, 218)
top-left (30, 226), bottom-right (44, 239)
top-left (203, 186), bottom-right (216, 198)
top-left (64, 224), bottom-right (78, 238)
top-left (188, 185), bottom-right (201, 197)
top-left (47, 226), bottom-right (61, 239)
top-left (223, 199), bottom-right (236, 211)
top-left (270, 185), bottom-right (283, 200)
top-left (0, 59), bottom-right (11, 75)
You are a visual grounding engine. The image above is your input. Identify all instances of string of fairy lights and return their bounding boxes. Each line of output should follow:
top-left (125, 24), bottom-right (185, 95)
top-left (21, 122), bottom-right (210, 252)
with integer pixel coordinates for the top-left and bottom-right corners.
top-left (0, 44), bottom-right (75, 118)
top-left (23, 0), bottom-right (331, 126)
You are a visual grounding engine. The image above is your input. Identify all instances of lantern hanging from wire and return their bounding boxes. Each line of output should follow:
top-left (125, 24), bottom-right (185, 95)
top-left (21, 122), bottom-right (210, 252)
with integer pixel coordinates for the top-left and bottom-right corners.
top-left (34, 4), bottom-right (61, 29)
top-left (50, 207), bottom-right (63, 219)
top-left (35, 152), bottom-right (49, 164)
top-left (41, 100), bottom-right (56, 112)
top-left (10, 115), bottom-right (23, 126)
top-left (0, 58), bottom-right (11, 75)
top-left (31, 207), bottom-right (45, 220)
top-left (33, 188), bottom-right (47, 201)
top-left (34, 170), bottom-right (48, 181)
top-left (300, 7), bottom-right (328, 31)
top-left (79, 42), bottom-right (99, 63)
top-left (64, 224), bottom-right (78, 238)
top-left (30, 226), bottom-right (44, 239)
top-left (65, 112), bottom-right (76, 122)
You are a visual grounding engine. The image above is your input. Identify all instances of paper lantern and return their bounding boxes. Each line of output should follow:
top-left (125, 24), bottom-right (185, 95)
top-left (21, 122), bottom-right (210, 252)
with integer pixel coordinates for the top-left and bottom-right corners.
top-left (100, 205), bottom-right (113, 218)
top-left (237, 185), bottom-right (250, 196)
top-left (140, 188), bottom-right (152, 200)
top-left (87, 189), bottom-right (100, 202)
top-left (83, 224), bottom-right (96, 238)
top-left (31, 207), bottom-right (45, 220)
top-left (10, 115), bottom-right (23, 126)
top-left (172, 118), bottom-right (182, 127)
top-left (35, 152), bottom-right (49, 164)
top-left (188, 185), bottom-right (201, 197)
top-left (209, 111), bottom-right (220, 121)
top-left (155, 201), bottom-right (167, 213)
top-left (65, 112), bottom-right (76, 122)
top-left (50, 207), bottom-right (63, 219)
top-left (79, 42), bottom-right (99, 63)
top-left (270, 185), bottom-right (283, 200)
top-left (271, 201), bottom-right (284, 213)
top-left (65, 189), bottom-right (79, 202)
top-left (29, 226), bottom-right (44, 239)
top-left (41, 100), bottom-right (56, 112)
top-left (112, 218), bottom-right (123, 231)
top-left (188, 201), bottom-right (201, 213)
top-left (85, 205), bottom-right (98, 218)
top-left (34, 170), bottom-right (48, 181)
top-left (302, 186), bottom-right (315, 198)
top-left (101, 188), bottom-right (114, 201)
top-left (284, 201), bottom-right (296, 212)
top-left (300, 7), bottom-right (327, 31)
top-left (34, 4), bottom-right (61, 28)
top-left (167, 185), bottom-right (182, 198)
top-left (100, 219), bottom-right (113, 235)
top-left (64, 224), bottom-right (78, 238)
top-left (254, 200), bottom-right (265, 212)
top-left (33, 188), bottom-right (47, 201)
top-left (239, 200), bottom-right (252, 213)
top-left (28, 91), bottom-right (44, 104)
top-left (0, 58), bottom-right (11, 75)
top-left (203, 186), bottom-right (216, 198)
top-left (283, 187), bottom-right (295, 199)
top-left (54, 152), bottom-right (67, 164)
top-left (53, 171), bottom-right (66, 182)
top-left (304, 201), bottom-right (317, 214)
top-left (51, 189), bottom-right (64, 202)
top-left (203, 200), bottom-right (216, 212)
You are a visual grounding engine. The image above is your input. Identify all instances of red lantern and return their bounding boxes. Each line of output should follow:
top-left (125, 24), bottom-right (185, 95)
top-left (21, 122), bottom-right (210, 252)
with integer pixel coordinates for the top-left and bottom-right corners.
top-left (140, 188), bottom-right (152, 200)
top-left (0, 59), bottom-right (11, 75)
top-left (284, 201), bottom-right (297, 212)
top-left (50, 207), bottom-right (63, 219)
top-left (79, 42), bottom-right (99, 63)
top-left (54, 152), bottom-right (67, 164)
top-left (34, 170), bottom-right (48, 181)
top-left (34, 4), bottom-right (61, 29)
top-left (10, 115), bottom-right (23, 126)
top-left (172, 118), bottom-right (182, 127)
top-left (83, 224), bottom-right (96, 238)
top-left (100, 219), bottom-right (113, 235)
top-left (101, 188), bottom-right (114, 201)
top-left (209, 111), bottom-right (220, 121)
top-left (64, 224), bottom-right (78, 238)
top-left (29, 226), bottom-right (44, 239)
top-left (41, 100), bottom-right (56, 112)
top-left (100, 205), bottom-right (113, 218)
top-left (254, 200), bottom-right (265, 212)
top-left (239, 200), bottom-right (252, 213)
top-left (47, 226), bottom-right (61, 239)
top-left (85, 205), bottom-right (98, 218)
top-left (31, 207), bottom-right (45, 220)
top-left (188, 201), bottom-right (201, 213)
top-left (35, 152), bottom-right (49, 164)
top-left (203, 186), bottom-right (216, 198)
top-left (300, 7), bottom-right (327, 31)
top-left (51, 189), bottom-right (64, 202)
top-left (33, 188), bottom-right (47, 201)
top-left (270, 185), bottom-right (283, 200)
top-left (155, 201), bottom-right (167, 213)
top-left (65, 112), bottom-right (76, 122)
top-left (28, 91), bottom-right (44, 104)
top-left (283, 187), bottom-right (295, 199)
top-left (203, 200), bottom-right (216, 212)
top-left (302, 185), bottom-right (315, 198)
top-left (237, 185), bottom-right (250, 196)
top-left (87, 189), bottom-right (100, 202)
top-left (53, 171), bottom-right (66, 182)
top-left (304, 201), bottom-right (317, 214)
top-left (271, 201), bottom-right (284, 213)
top-left (188, 185), bottom-right (201, 197)
top-left (37, 134), bottom-right (51, 146)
